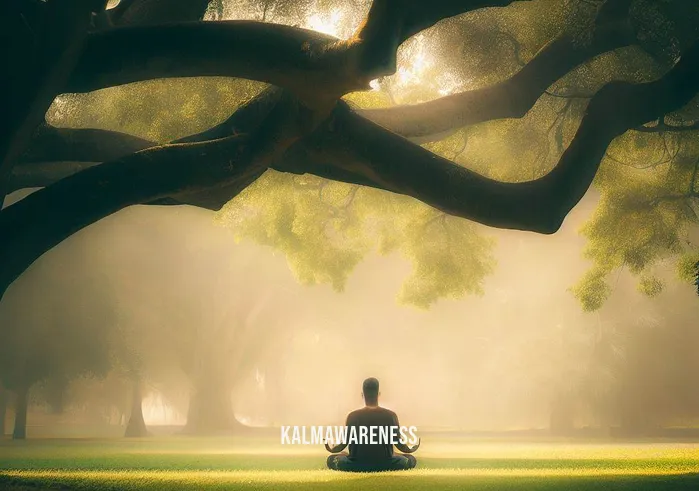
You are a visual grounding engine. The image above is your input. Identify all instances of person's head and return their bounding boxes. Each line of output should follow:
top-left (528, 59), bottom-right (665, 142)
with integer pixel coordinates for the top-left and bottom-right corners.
top-left (362, 377), bottom-right (380, 407)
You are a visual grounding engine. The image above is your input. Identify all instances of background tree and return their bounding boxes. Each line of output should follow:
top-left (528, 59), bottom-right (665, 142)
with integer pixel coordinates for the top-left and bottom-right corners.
top-left (0, 232), bottom-right (115, 439)
top-left (86, 206), bottom-right (305, 434)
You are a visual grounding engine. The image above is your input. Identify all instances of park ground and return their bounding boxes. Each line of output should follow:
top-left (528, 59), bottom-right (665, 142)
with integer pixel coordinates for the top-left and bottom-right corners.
top-left (2, 433), bottom-right (699, 490)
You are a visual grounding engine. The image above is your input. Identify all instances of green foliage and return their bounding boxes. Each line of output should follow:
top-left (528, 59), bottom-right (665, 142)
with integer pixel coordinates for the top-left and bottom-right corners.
top-left (631, 0), bottom-right (699, 63)
top-left (637, 275), bottom-right (664, 297)
top-left (220, 171), bottom-right (495, 308)
top-left (576, 130), bottom-right (699, 308)
top-left (396, 213), bottom-right (494, 308)
top-left (221, 172), bottom-right (369, 290)
top-left (676, 251), bottom-right (699, 283)
top-left (569, 267), bottom-right (612, 312)
top-left (47, 78), bottom-right (267, 142)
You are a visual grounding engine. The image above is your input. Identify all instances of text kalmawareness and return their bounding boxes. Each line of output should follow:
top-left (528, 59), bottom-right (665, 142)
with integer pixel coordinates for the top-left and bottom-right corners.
top-left (280, 426), bottom-right (419, 445)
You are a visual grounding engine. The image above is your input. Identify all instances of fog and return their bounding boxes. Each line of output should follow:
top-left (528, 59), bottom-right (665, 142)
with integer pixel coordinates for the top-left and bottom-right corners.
top-left (2, 187), bottom-right (697, 436)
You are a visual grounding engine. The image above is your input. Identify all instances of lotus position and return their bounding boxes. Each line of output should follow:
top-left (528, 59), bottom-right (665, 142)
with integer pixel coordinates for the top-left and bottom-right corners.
top-left (325, 377), bottom-right (420, 472)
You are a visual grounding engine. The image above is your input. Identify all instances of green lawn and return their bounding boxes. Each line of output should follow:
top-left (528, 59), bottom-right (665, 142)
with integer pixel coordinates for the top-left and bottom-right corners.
top-left (1, 434), bottom-right (699, 490)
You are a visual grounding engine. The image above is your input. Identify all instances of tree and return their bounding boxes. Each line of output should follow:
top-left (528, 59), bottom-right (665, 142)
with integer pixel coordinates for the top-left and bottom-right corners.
top-left (2, 0), bottom-right (699, 312)
top-left (123, 372), bottom-right (149, 437)
top-left (0, 227), bottom-right (115, 439)
top-left (93, 206), bottom-right (304, 434)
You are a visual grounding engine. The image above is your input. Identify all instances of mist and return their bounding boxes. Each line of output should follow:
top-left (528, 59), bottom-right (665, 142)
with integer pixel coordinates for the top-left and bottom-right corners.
top-left (2, 186), bottom-right (697, 437)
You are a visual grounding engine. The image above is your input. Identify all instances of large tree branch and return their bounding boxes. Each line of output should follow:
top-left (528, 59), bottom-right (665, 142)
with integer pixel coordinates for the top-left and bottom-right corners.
top-left (0, 0), bottom-right (100, 201)
top-left (11, 161), bottom-right (101, 192)
top-left (11, 2), bottom-right (638, 193)
top-left (11, 41), bottom-right (699, 236)
top-left (21, 124), bottom-right (154, 164)
top-left (66, 21), bottom-right (343, 102)
top-left (0, 91), bottom-right (318, 295)
top-left (66, 1), bottom-right (530, 104)
top-left (359, 1), bottom-right (636, 139)
top-left (280, 41), bottom-right (699, 234)
top-left (349, 0), bottom-right (524, 81)
top-left (9, 87), bottom-right (287, 199)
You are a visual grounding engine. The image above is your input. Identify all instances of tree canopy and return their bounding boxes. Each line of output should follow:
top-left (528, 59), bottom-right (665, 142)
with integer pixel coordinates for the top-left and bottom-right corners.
top-left (2, 0), bottom-right (699, 309)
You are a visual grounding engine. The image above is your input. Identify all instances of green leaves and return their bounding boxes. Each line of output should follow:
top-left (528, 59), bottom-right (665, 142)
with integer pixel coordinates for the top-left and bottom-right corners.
top-left (220, 172), bottom-right (368, 291)
top-left (220, 170), bottom-right (496, 307)
top-left (676, 251), bottom-right (699, 283)
top-left (576, 131), bottom-right (699, 309)
top-left (397, 212), bottom-right (495, 308)
top-left (637, 274), bottom-right (664, 297)
top-left (570, 266), bottom-right (612, 312)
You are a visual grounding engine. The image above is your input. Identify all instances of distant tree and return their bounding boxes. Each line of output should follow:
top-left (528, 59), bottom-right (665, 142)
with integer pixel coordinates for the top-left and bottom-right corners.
top-left (34, 373), bottom-right (70, 415)
top-left (123, 372), bottom-right (148, 437)
top-left (0, 234), bottom-right (115, 439)
top-left (181, 291), bottom-right (296, 434)
top-left (94, 208), bottom-right (303, 435)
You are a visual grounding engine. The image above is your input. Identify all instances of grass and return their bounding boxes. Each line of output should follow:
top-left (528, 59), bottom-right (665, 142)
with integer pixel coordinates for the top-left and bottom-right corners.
top-left (1, 434), bottom-right (699, 490)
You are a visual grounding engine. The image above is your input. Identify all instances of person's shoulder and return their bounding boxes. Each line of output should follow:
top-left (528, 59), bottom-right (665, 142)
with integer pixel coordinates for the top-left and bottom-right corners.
top-left (346, 408), bottom-right (365, 420)
top-left (379, 406), bottom-right (398, 418)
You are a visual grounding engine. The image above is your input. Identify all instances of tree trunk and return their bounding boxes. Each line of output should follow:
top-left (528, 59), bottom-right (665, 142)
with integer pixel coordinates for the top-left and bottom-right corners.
top-left (0, 383), bottom-right (7, 436)
top-left (124, 376), bottom-right (148, 437)
top-left (12, 385), bottom-right (29, 440)
top-left (184, 382), bottom-right (243, 435)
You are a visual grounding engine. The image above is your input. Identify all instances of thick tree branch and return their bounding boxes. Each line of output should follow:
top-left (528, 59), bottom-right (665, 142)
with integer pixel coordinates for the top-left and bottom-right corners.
top-left (22, 124), bottom-right (154, 164)
top-left (10, 87), bottom-right (286, 195)
top-left (174, 87), bottom-right (286, 144)
top-left (2, 135), bottom-right (252, 274)
top-left (11, 161), bottom-right (101, 192)
top-left (0, 0), bottom-right (99, 201)
top-left (349, 0), bottom-right (525, 82)
top-left (12, 40), bottom-right (699, 236)
top-left (282, 41), bottom-right (699, 234)
top-left (66, 0), bottom-right (531, 106)
top-left (359, 0), bottom-right (636, 139)
top-left (0, 91), bottom-right (317, 295)
top-left (12, 2), bottom-right (639, 195)
top-left (67, 21), bottom-right (341, 102)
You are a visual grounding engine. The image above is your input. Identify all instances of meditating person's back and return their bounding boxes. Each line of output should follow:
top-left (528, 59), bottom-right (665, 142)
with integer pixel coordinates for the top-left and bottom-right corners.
top-left (346, 406), bottom-right (397, 462)
top-left (325, 377), bottom-right (420, 472)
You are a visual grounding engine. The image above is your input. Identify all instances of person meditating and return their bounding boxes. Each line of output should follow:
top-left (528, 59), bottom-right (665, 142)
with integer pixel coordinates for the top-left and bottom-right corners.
top-left (325, 377), bottom-right (420, 472)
